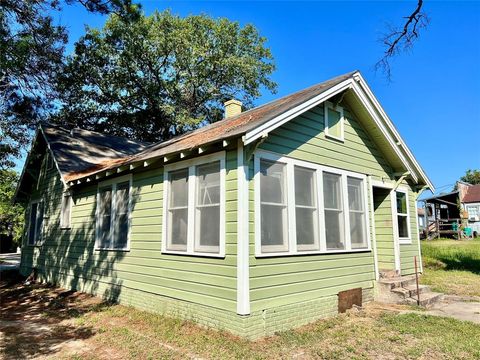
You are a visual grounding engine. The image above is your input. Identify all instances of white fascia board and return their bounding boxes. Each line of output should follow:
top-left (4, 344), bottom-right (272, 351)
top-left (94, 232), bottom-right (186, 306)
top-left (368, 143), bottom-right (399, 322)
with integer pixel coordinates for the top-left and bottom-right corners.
top-left (353, 73), bottom-right (435, 192)
top-left (350, 81), bottom-right (418, 183)
top-left (243, 72), bottom-right (433, 192)
top-left (244, 80), bottom-right (354, 145)
top-left (13, 128), bottom-right (41, 202)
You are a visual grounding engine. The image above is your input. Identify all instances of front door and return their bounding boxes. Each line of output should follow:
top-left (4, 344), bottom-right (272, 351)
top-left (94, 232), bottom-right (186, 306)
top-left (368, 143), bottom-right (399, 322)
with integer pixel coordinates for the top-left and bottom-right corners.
top-left (372, 186), bottom-right (400, 276)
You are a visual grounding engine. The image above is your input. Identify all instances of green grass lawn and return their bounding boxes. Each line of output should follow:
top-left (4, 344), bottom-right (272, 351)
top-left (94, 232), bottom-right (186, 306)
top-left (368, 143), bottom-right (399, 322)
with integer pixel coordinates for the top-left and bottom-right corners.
top-left (421, 238), bottom-right (480, 297)
top-left (73, 304), bottom-right (480, 359)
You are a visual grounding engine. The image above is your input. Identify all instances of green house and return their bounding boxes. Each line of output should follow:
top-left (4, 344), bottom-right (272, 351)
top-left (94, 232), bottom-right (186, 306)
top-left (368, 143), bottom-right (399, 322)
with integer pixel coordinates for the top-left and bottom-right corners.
top-left (15, 71), bottom-right (434, 338)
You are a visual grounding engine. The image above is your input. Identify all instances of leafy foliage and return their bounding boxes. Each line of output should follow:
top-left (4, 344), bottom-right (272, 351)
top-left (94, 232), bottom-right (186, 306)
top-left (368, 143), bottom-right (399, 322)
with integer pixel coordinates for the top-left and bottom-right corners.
top-left (0, 0), bottom-right (67, 168)
top-left (460, 169), bottom-right (480, 185)
top-left (0, 0), bottom-right (139, 169)
top-left (53, 10), bottom-right (277, 142)
top-left (0, 169), bottom-right (24, 243)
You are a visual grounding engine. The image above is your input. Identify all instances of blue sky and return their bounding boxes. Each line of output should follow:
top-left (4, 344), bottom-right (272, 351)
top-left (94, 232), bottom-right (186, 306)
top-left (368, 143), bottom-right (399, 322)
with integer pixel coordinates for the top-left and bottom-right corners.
top-left (52, 0), bottom-right (479, 196)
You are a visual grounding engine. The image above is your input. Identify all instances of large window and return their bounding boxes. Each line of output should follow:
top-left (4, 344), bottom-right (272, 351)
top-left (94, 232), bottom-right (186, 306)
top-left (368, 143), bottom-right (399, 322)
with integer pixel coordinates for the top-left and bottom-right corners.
top-left (295, 166), bottom-right (319, 251)
top-left (396, 190), bottom-right (410, 243)
top-left (255, 151), bottom-right (370, 256)
top-left (348, 177), bottom-right (368, 249)
top-left (28, 199), bottom-right (44, 245)
top-left (95, 175), bottom-right (131, 251)
top-left (260, 159), bottom-right (288, 253)
top-left (163, 152), bottom-right (225, 257)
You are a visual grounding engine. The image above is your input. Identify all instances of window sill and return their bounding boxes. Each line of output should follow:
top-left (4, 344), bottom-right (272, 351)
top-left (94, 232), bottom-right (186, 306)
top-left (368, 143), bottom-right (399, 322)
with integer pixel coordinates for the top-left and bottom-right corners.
top-left (255, 248), bottom-right (371, 258)
top-left (95, 247), bottom-right (130, 252)
top-left (325, 133), bottom-right (344, 142)
top-left (162, 249), bottom-right (225, 259)
top-left (399, 239), bottom-right (412, 245)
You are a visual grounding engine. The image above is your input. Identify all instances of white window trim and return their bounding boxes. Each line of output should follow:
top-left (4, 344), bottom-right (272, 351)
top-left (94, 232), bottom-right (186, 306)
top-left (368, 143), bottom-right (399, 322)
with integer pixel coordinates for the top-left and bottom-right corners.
top-left (27, 198), bottom-right (44, 246)
top-left (254, 150), bottom-right (371, 257)
top-left (60, 190), bottom-right (72, 229)
top-left (95, 174), bottom-right (132, 251)
top-left (324, 101), bottom-right (345, 142)
top-left (162, 151), bottom-right (226, 258)
top-left (395, 188), bottom-right (412, 245)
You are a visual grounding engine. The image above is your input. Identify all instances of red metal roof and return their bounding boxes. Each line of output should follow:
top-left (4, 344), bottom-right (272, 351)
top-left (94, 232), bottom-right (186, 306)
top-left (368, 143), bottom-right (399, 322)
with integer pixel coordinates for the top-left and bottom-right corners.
top-left (463, 184), bottom-right (480, 203)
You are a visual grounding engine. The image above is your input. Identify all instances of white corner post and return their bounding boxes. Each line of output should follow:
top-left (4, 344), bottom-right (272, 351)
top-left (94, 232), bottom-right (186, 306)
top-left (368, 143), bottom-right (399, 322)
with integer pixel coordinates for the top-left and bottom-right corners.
top-left (237, 140), bottom-right (250, 315)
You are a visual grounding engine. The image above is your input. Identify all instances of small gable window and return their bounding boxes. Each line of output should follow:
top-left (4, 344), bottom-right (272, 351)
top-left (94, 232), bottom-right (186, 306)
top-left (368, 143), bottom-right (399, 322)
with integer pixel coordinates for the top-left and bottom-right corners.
top-left (324, 101), bottom-right (344, 141)
top-left (163, 152), bottom-right (226, 257)
top-left (60, 191), bottom-right (72, 229)
top-left (95, 175), bottom-right (132, 251)
top-left (28, 199), bottom-right (44, 245)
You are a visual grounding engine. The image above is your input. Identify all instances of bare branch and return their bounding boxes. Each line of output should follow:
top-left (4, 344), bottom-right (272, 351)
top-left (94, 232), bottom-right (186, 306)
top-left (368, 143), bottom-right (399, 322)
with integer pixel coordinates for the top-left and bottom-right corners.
top-left (376, 0), bottom-right (430, 80)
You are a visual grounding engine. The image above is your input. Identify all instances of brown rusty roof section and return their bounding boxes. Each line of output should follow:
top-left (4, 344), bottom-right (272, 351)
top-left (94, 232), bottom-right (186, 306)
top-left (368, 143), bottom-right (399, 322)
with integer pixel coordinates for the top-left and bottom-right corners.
top-left (65, 71), bottom-right (357, 182)
top-left (463, 184), bottom-right (480, 203)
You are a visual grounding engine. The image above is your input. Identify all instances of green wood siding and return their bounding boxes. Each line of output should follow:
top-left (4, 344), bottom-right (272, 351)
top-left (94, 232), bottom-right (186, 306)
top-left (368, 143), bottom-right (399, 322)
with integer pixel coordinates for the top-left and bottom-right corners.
top-left (373, 188), bottom-right (395, 271)
top-left (249, 103), bottom-right (390, 312)
top-left (21, 149), bottom-right (239, 312)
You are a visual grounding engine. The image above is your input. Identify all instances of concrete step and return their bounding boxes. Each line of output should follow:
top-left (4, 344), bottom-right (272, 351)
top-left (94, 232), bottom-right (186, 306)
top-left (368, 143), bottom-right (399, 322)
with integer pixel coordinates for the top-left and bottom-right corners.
top-left (404, 284), bottom-right (431, 297)
top-left (404, 292), bottom-right (444, 308)
top-left (378, 275), bottom-right (417, 289)
top-left (391, 284), bottom-right (431, 299)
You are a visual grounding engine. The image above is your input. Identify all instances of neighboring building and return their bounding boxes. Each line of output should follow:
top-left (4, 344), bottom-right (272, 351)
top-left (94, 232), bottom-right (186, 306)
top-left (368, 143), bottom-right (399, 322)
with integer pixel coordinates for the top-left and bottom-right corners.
top-left (422, 182), bottom-right (480, 238)
top-left (14, 71), bottom-right (433, 338)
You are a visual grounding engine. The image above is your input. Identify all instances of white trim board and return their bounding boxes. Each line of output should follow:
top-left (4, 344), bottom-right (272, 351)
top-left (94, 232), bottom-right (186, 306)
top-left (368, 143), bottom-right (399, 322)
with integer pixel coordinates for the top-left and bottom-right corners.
top-left (236, 141), bottom-right (250, 315)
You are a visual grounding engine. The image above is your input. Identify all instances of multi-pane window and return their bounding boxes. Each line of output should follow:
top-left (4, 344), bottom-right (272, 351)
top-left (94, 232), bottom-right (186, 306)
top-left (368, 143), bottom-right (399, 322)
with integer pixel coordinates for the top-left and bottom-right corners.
top-left (167, 169), bottom-right (189, 251)
top-left (325, 101), bottom-right (344, 141)
top-left (396, 191), bottom-right (410, 240)
top-left (295, 166), bottom-right (319, 251)
top-left (195, 162), bottom-right (221, 253)
top-left (255, 152), bottom-right (369, 256)
top-left (467, 205), bottom-right (479, 219)
top-left (28, 200), bottom-right (44, 245)
top-left (260, 160), bottom-right (288, 253)
top-left (163, 153), bottom-right (225, 257)
top-left (96, 177), bottom-right (131, 250)
top-left (60, 192), bottom-right (72, 229)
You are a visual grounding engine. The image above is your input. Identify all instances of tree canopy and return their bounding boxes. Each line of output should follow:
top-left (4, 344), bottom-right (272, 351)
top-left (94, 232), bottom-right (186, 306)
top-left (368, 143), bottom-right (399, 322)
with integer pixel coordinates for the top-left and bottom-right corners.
top-left (0, 0), bottom-right (139, 169)
top-left (53, 11), bottom-right (276, 143)
top-left (0, 169), bottom-right (24, 243)
top-left (460, 169), bottom-right (480, 185)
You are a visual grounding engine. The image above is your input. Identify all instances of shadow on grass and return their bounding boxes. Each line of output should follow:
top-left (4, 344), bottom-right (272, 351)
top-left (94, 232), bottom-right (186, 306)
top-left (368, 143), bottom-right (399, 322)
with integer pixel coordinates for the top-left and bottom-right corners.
top-left (434, 254), bottom-right (480, 274)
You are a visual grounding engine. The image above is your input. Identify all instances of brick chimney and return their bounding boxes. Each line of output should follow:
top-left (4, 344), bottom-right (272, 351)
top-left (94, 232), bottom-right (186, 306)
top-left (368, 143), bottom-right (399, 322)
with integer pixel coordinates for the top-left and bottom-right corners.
top-left (224, 99), bottom-right (242, 118)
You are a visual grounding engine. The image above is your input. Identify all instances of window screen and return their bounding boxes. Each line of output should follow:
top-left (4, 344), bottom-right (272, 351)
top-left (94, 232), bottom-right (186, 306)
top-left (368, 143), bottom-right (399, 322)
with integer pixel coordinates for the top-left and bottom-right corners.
top-left (167, 168), bottom-right (189, 251)
top-left (114, 182), bottom-right (130, 250)
top-left (60, 192), bottom-right (72, 229)
top-left (98, 187), bottom-right (112, 249)
top-left (260, 159), bottom-right (288, 252)
top-left (294, 166), bottom-right (319, 250)
top-left (28, 202), bottom-right (38, 245)
top-left (348, 177), bottom-right (367, 249)
top-left (396, 192), bottom-right (409, 238)
top-left (323, 172), bottom-right (345, 250)
top-left (195, 161), bottom-right (221, 252)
